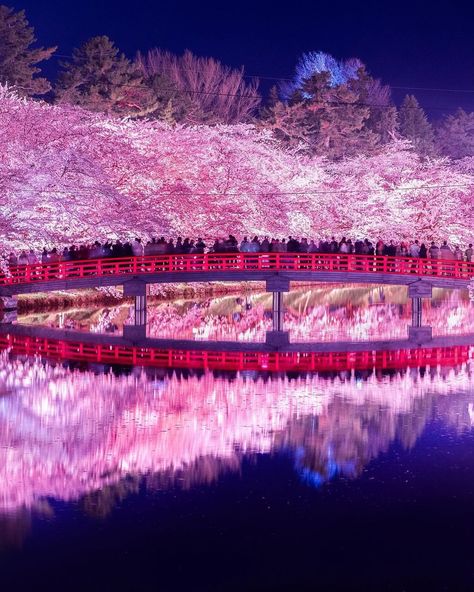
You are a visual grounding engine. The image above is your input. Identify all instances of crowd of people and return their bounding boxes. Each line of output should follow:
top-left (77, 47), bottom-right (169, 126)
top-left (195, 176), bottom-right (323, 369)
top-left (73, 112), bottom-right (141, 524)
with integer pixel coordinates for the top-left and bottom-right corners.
top-left (4, 235), bottom-right (474, 267)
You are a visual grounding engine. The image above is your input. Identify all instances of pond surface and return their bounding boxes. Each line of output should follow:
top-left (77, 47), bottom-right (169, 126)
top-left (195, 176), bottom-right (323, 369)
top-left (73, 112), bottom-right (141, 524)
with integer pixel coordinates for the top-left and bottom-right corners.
top-left (17, 283), bottom-right (474, 342)
top-left (2, 286), bottom-right (474, 590)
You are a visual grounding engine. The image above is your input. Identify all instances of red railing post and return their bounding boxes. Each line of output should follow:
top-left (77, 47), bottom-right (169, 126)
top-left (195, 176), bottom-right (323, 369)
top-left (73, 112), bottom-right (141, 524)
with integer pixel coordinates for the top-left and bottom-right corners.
top-left (347, 254), bottom-right (353, 272)
top-left (454, 259), bottom-right (460, 278)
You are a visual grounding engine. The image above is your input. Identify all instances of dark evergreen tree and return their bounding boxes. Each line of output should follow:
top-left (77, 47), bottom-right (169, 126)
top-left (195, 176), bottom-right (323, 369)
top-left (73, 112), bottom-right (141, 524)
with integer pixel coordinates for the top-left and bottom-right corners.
top-left (398, 95), bottom-right (435, 156)
top-left (144, 72), bottom-right (201, 123)
top-left (259, 97), bottom-right (312, 150)
top-left (302, 73), bottom-right (377, 159)
top-left (267, 85), bottom-right (280, 108)
top-left (349, 67), bottom-right (398, 144)
top-left (55, 36), bottom-right (157, 118)
top-left (0, 5), bottom-right (55, 96)
top-left (261, 70), bottom-right (386, 159)
top-left (436, 108), bottom-right (474, 159)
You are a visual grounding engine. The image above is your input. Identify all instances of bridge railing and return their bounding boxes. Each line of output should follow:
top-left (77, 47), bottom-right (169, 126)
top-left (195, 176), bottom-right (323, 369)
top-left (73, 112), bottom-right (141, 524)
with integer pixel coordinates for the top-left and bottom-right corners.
top-left (0, 334), bottom-right (470, 372)
top-left (1, 253), bottom-right (474, 285)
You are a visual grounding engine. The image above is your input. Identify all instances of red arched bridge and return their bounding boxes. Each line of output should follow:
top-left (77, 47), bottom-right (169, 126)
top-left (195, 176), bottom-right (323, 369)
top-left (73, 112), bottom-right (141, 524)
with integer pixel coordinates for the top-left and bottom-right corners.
top-left (0, 252), bottom-right (472, 295)
top-left (0, 333), bottom-right (470, 374)
top-left (1, 253), bottom-right (471, 346)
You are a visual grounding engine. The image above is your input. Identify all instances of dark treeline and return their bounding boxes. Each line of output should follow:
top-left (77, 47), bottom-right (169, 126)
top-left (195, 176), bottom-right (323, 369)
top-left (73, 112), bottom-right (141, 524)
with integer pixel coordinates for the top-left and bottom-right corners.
top-left (0, 4), bottom-right (472, 160)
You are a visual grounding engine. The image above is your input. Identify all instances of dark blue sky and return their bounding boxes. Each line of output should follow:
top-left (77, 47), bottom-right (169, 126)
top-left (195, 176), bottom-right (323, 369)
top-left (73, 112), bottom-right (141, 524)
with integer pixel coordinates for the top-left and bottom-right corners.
top-left (11, 0), bottom-right (474, 113)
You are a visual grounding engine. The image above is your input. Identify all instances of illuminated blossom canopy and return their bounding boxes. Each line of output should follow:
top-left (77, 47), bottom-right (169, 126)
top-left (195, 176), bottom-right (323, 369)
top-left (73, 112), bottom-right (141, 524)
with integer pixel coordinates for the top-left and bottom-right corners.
top-left (1, 85), bottom-right (474, 251)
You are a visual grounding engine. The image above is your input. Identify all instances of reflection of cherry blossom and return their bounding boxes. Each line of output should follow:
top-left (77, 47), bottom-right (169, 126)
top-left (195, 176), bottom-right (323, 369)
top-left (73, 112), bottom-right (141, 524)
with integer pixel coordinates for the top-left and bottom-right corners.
top-left (21, 286), bottom-right (474, 343)
top-left (1, 351), bottom-right (474, 513)
top-left (147, 301), bottom-right (271, 341)
top-left (89, 306), bottom-right (121, 334)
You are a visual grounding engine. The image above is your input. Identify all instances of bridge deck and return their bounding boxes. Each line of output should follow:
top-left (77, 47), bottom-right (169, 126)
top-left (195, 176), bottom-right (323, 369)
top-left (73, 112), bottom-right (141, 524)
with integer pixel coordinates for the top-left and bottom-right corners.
top-left (0, 330), bottom-right (470, 373)
top-left (0, 253), bottom-right (472, 295)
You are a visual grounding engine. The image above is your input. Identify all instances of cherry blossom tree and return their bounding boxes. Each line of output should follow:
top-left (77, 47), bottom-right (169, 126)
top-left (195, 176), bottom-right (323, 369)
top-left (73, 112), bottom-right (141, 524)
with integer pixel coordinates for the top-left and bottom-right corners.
top-left (1, 86), bottom-right (474, 252)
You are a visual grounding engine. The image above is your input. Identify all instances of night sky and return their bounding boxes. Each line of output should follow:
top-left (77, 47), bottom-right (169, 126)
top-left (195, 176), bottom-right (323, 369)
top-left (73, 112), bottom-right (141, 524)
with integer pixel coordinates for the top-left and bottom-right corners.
top-left (10, 0), bottom-right (474, 114)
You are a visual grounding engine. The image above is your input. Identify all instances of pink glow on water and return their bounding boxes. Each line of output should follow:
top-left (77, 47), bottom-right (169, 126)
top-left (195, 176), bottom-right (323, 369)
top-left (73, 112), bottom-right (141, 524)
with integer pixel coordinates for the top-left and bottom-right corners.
top-left (0, 350), bottom-right (474, 514)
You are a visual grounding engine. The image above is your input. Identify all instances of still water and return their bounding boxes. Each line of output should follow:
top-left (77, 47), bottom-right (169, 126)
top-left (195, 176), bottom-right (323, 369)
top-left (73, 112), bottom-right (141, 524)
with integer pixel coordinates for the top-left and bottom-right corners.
top-left (19, 283), bottom-right (474, 342)
top-left (2, 285), bottom-right (474, 590)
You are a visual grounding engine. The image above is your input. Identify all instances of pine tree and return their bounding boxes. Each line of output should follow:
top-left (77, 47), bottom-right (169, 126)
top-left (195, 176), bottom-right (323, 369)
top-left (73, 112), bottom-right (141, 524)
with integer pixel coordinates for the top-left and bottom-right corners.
top-left (55, 36), bottom-right (157, 118)
top-left (349, 67), bottom-right (398, 144)
top-left (398, 95), bottom-right (435, 156)
top-left (160, 99), bottom-right (177, 126)
top-left (0, 5), bottom-right (55, 96)
top-left (259, 98), bottom-right (312, 151)
top-left (301, 72), bottom-right (376, 159)
top-left (261, 67), bottom-right (401, 159)
top-left (145, 72), bottom-right (200, 123)
top-left (436, 108), bottom-right (474, 159)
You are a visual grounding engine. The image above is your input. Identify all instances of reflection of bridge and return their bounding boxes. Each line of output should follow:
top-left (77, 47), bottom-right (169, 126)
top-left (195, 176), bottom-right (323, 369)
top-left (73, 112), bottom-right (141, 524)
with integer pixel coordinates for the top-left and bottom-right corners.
top-left (1, 327), bottom-right (474, 515)
top-left (1, 253), bottom-right (472, 345)
top-left (0, 329), bottom-right (472, 373)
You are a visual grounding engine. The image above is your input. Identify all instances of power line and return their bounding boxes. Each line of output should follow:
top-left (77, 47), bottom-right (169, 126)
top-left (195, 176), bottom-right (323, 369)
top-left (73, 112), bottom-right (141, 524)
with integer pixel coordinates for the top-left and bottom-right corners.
top-left (49, 85), bottom-right (474, 113)
top-left (8, 182), bottom-right (474, 198)
top-left (46, 79), bottom-right (474, 111)
top-left (50, 52), bottom-right (474, 95)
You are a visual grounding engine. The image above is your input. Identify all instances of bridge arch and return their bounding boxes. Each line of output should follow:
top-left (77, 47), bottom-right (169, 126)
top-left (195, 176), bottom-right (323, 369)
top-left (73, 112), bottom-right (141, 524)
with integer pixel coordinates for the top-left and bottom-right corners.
top-left (1, 253), bottom-right (471, 346)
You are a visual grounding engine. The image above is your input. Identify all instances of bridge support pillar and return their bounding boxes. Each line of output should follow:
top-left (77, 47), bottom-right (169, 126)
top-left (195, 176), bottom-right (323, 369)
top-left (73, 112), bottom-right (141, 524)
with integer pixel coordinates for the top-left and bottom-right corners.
top-left (265, 278), bottom-right (290, 347)
top-left (272, 291), bottom-right (284, 332)
top-left (0, 296), bottom-right (18, 324)
top-left (265, 330), bottom-right (290, 347)
top-left (408, 325), bottom-right (433, 343)
top-left (266, 277), bottom-right (290, 293)
top-left (123, 280), bottom-right (148, 341)
top-left (411, 296), bottom-right (423, 328)
top-left (408, 281), bottom-right (433, 299)
top-left (407, 282), bottom-right (432, 343)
